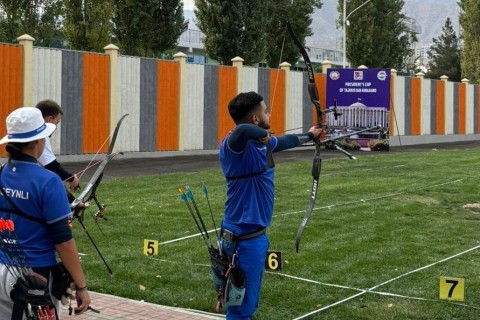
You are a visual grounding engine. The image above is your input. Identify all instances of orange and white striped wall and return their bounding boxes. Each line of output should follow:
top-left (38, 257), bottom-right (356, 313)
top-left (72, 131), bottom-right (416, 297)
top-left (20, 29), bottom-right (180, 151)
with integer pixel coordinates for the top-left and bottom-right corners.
top-left (1, 35), bottom-right (479, 158)
top-left (390, 71), bottom-right (480, 146)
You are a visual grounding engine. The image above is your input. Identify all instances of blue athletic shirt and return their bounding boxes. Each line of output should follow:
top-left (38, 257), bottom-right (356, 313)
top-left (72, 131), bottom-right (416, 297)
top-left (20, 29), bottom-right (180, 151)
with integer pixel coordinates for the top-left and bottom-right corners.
top-left (220, 123), bottom-right (310, 234)
top-left (0, 156), bottom-right (72, 268)
top-left (220, 137), bottom-right (277, 229)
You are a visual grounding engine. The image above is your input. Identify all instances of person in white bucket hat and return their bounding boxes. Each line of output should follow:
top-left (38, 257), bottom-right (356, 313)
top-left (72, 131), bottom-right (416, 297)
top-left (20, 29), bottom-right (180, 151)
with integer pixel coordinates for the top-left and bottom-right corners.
top-left (0, 107), bottom-right (91, 319)
top-left (0, 107), bottom-right (56, 145)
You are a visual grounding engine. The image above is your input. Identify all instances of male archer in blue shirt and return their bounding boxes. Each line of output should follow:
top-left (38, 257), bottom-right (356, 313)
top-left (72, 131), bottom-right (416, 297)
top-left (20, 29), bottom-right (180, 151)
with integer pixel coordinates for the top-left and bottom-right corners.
top-left (219, 91), bottom-right (322, 319)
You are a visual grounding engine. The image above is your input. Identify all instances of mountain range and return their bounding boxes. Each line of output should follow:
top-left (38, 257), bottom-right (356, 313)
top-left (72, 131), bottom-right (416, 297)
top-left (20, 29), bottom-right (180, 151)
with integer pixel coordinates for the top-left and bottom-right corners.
top-left (184, 0), bottom-right (460, 49)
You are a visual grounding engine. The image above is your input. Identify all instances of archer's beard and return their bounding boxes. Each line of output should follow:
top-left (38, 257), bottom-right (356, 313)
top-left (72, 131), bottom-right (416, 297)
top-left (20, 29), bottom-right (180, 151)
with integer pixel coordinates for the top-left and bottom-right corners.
top-left (259, 120), bottom-right (270, 130)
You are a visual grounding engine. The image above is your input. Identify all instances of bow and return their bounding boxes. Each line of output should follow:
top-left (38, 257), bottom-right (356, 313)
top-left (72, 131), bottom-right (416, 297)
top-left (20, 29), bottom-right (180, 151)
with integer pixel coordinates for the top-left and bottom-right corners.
top-left (286, 22), bottom-right (324, 253)
top-left (70, 113), bottom-right (129, 275)
top-left (286, 22), bottom-right (384, 252)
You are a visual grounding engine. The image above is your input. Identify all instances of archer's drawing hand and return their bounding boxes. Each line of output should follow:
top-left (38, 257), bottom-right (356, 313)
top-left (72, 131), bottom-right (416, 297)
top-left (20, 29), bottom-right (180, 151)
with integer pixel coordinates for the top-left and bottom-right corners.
top-left (69, 174), bottom-right (80, 191)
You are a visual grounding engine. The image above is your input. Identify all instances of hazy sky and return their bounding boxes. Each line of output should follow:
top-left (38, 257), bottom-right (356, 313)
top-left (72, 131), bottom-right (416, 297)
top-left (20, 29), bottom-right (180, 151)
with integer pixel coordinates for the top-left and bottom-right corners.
top-left (183, 0), bottom-right (194, 10)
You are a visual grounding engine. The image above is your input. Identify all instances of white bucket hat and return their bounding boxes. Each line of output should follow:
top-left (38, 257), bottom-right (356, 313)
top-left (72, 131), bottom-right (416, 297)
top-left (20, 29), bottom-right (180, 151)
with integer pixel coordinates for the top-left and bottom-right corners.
top-left (0, 107), bottom-right (56, 144)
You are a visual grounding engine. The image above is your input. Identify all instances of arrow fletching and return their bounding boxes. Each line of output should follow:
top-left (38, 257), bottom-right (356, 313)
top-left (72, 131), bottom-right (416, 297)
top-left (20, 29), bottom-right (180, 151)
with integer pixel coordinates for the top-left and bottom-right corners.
top-left (201, 181), bottom-right (208, 196)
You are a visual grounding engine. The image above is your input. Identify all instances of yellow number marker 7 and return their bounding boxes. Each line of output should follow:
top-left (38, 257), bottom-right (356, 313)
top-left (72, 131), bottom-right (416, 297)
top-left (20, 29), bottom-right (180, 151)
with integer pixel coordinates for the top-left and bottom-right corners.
top-left (439, 276), bottom-right (464, 301)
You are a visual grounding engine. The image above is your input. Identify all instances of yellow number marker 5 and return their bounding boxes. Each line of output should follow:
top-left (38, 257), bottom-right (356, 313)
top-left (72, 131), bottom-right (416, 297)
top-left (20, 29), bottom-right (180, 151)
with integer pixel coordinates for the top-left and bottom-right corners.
top-left (143, 239), bottom-right (158, 256)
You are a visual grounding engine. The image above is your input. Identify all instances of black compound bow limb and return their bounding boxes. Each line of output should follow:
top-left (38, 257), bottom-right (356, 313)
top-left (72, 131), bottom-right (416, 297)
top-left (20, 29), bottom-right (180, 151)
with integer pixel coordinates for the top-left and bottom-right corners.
top-left (70, 113), bottom-right (129, 275)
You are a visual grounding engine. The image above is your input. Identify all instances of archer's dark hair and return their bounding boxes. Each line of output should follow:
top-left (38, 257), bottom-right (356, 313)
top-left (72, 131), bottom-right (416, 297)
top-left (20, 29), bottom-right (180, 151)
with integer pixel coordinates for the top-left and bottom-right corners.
top-left (6, 142), bottom-right (29, 162)
top-left (35, 99), bottom-right (64, 118)
top-left (228, 92), bottom-right (264, 124)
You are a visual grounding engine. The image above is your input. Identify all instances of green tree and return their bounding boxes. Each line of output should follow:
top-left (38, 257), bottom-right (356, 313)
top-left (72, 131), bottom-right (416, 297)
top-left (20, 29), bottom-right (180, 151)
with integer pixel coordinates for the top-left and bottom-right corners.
top-left (0, 0), bottom-right (63, 46)
top-left (194, 0), bottom-right (267, 66)
top-left (37, 0), bottom-right (64, 47)
top-left (459, 0), bottom-right (480, 83)
top-left (63, 0), bottom-right (114, 52)
top-left (264, 0), bottom-right (322, 68)
top-left (426, 18), bottom-right (461, 82)
top-left (0, 0), bottom-right (23, 42)
top-left (113, 0), bottom-right (187, 57)
top-left (337, 0), bottom-right (416, 70)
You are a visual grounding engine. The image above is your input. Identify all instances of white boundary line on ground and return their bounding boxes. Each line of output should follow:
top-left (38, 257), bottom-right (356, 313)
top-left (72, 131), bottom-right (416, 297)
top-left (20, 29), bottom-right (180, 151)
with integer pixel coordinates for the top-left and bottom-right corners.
top-left (276, 178), bottom-right (463, 218)
top-left (161, 178), bottom-right (463, 246)
top-left (317, 164), bottom-right (408, 178)
top-left (99, 164), bottom-right (409, 206)
top-left (159, 229), bottom-right (219, 245)
top-left (271, 272), bottom-right (365, 292)
top-left (155, 177), bottom-right (470, 318)
top-left (371, 290), bottom-right (480, 310)
top-left (149, 246), bottom-right (480, 318)
top-left (291, 244), bottom-right (480, 319)
top-left (272, 272), bottom-right (480, 315)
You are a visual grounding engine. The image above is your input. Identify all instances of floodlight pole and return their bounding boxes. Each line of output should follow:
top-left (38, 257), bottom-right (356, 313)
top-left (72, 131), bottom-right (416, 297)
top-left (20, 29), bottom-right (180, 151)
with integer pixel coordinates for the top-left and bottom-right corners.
top-left (342, 0), bottom-right (372, 68)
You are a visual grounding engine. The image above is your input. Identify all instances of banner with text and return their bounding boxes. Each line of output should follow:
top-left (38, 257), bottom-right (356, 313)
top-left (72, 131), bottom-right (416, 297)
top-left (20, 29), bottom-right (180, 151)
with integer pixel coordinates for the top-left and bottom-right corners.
top-left (326, 68), bottom-right (391, 130)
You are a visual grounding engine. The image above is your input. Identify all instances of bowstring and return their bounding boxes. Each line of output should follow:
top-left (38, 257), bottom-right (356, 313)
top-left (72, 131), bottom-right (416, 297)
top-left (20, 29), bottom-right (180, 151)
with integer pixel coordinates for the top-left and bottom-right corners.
top-left (76, 134), bottom-right (111, 182)
top-left (269, 22), bottom-right (288, 123)
top-left (63, 158), bottom-right (104, 184)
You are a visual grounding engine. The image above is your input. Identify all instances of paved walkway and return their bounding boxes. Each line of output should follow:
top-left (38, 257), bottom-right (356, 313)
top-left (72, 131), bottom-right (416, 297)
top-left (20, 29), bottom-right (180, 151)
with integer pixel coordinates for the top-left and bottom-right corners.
top-left (59, 291), bottom-right (224, 319)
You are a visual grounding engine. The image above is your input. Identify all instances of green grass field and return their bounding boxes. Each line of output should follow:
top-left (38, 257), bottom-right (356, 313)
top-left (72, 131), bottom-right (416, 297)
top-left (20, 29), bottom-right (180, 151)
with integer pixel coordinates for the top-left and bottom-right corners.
top-left (72, 146), bottom-right (480, 319)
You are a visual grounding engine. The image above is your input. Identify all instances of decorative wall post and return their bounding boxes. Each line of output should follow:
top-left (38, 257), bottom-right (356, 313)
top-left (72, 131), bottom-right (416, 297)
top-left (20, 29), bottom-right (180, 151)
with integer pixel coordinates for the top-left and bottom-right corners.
top-left (462, 78), bottom-right (472, 134)
top-left (440, 75), bottom-right (452, 134)
top-left (17, 34), bottom-right (35, 106)
top-left (416, 72), bottom-right (428, 135)
top-left (321, 60), bottom-right (332, 74)
top-left (104, 44), bottom-right (119, 148)
top-left (231, 56), bottom-right (244, 94)
top-left (174, 52), bottom-right (188, 151)
top-left (390, 68), bottom-right (398, 138)
top-left (280, 61), bottom-right (292, 131)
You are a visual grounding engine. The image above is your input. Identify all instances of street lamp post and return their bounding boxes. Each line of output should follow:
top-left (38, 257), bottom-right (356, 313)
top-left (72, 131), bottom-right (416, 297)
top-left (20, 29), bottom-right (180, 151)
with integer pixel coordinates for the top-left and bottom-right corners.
top-left (342, 0), bottom-right (372, 68)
